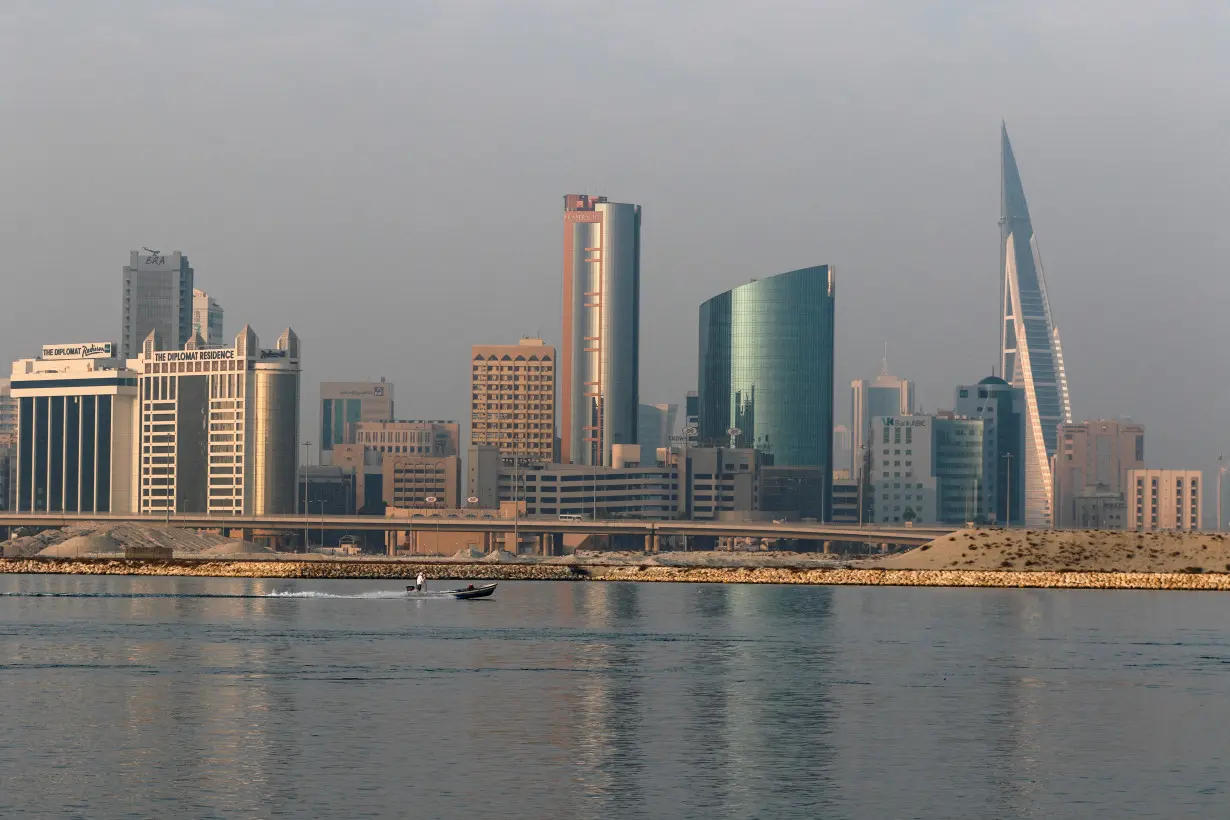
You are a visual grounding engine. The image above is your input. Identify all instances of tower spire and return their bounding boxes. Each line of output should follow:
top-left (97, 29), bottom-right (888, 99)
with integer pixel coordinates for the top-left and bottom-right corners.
top-left (998, 123), bottom-right (1071, 528)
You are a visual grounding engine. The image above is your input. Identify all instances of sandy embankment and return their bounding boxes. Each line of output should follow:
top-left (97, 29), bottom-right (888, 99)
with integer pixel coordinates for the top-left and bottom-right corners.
top-left (3, 556), bottom-right (1230, 590)
top-left (870, 529), bottom-right (1230, 573)
top-left (7, 526), bottom-right (1230, 590)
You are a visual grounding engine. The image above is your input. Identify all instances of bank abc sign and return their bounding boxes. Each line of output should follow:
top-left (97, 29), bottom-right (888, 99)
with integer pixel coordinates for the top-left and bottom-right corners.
top-left (42, 342), bottom-right (115, 360)
top-left (881, 418), bottom-right (928, 428)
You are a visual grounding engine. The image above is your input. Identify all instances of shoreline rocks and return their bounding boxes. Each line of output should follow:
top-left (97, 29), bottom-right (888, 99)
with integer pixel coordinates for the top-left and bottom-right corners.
top-left (2, 558), bottom-right (1230, 590)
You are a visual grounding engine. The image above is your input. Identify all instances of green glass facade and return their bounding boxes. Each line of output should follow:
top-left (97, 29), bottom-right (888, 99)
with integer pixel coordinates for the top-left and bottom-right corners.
top-left (320, 398), bottom-right (363, 453)
top-left (698, 265), bottom-right (836, 516)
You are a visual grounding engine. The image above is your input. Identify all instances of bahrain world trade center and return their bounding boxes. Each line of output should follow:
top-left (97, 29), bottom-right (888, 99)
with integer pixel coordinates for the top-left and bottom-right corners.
top-left (999, 124), bottom-right (1073, 528)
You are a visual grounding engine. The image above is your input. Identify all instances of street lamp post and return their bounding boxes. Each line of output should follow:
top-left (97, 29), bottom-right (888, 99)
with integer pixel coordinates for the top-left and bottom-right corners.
top-left (316, 500), bottom-right (326, 548)
top-left (512, 456), bottom-right (520, 555)
top-left (857, 444), bottom-right (867, 528)
top-left (301, 440), bottom-right (313, 550)
top-left (1218, 456), bottom-right (1226, 532)
top-left (1003, 452), bottom-right (1014, 527)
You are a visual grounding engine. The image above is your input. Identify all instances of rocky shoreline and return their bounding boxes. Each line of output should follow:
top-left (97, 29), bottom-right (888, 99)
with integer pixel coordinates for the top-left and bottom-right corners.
top-left (3, 558), bottom-right (1230, 590)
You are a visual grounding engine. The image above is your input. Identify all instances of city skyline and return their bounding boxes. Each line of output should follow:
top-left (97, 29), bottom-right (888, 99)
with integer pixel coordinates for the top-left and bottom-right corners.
top-left (2, 2), bottom-right (1225, 487)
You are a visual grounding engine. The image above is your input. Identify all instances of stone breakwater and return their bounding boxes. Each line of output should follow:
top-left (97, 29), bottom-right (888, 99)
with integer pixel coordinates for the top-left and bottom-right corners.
top-left (3, 558), bottom-right (1230, 590)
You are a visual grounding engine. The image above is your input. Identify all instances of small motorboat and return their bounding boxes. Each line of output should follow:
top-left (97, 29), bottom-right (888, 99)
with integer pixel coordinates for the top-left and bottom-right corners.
top-left (451, 583), bottom-right (497, 600)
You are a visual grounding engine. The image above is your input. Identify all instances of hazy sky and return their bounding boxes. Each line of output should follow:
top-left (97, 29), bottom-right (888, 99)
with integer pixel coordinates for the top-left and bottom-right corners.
top-left (3, 1), bottom-right (1228, 477)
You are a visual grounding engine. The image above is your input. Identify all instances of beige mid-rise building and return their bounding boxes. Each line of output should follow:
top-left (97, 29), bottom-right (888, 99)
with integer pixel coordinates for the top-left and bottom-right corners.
top-left (470, 339), bottom-right (555, 463)
top-left (354, 420), bottom-right (458, 457)
top-left (1054, 420), bottom-right (1145, 529)
top-left (383, 454), bottom-right (461, 509)
top-left (1126, 469), bottom-right (1201, 532)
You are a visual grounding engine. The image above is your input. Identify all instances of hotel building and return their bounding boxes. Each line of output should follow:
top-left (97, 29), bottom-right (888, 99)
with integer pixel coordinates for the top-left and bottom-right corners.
top-left (561, 195), bottom-right (641, 467)
top-left (470, 339), bottom-right (555, 463)
top-left (10, 342), bottom-right (138, 513)
top-left (130, 326), bottom-right (301, 515)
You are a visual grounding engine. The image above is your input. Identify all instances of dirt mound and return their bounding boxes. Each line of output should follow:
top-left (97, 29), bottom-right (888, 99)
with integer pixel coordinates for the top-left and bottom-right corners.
top-left (39, 534), bottom-right (124, 557)
top-left (875, 529), bottom-right (1230, 573)
top-left (1, 525), bottom-right (96, 558)
top-left (451, 547), bottom-right (486, 561)
top-left (481, 549), bottom-right (523, 563)
top-left (1, 522), bottom-right (234, 558)
top-left (199, 541), bottom-right (276, 557)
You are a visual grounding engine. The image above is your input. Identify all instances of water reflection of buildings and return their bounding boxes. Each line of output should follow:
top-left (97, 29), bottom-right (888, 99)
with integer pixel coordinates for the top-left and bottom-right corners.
top-left (559, 583), bottom-right (841, 818)
top-left (824, 588), bottom-right (1050, 815)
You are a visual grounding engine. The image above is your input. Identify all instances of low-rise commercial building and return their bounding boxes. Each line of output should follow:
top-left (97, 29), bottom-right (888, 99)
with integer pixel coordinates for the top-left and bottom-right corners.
top-left (1127, 469), bottom-right (1201, 532)
top-left (298, 465), bottom-right (357, 516)
top-left (759, 466), bottom-right (825, 520)
top-left (383, 454), bottom-right (461, 510)
top-left (830, 477), bottom-right (859, 523)
top-left (468, 444), bottom-right (761, 520)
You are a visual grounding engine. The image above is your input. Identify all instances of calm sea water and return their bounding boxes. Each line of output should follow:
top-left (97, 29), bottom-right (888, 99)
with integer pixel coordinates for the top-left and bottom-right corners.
top-left (0, 575), bottom-right (1228, 819)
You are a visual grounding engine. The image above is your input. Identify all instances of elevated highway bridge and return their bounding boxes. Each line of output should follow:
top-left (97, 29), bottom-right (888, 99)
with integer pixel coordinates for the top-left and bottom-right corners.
top-left (0, 512), bottom-right (952, 554)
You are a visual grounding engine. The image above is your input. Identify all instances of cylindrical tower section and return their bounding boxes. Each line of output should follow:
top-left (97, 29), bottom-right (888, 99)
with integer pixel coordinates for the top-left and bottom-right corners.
top-left (698, 266), bottom-right (836, 516)
top-left (596, 200), bottom-right (640, 467)
top-left (250, 364), bottom-right (300, 515)
top-left (561, 195), bottom-right (641, 467)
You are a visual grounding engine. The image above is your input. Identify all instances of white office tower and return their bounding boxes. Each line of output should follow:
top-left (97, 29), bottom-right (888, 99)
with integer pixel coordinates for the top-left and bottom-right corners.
top-left (192, 289), bottom-right (224, 345)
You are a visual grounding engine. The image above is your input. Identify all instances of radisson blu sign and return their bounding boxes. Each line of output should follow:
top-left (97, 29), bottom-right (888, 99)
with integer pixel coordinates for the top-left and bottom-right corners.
top-left (41, 342), bottom-right (116, 360)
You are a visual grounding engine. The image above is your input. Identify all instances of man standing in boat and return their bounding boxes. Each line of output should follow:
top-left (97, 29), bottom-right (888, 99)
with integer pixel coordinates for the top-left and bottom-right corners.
top-left (416, 572), bottom-right (425, 592)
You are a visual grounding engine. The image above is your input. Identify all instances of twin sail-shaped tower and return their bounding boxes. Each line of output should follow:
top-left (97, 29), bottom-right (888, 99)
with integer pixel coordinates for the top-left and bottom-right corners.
top-left (999, 124), bottom-right (1073, 528)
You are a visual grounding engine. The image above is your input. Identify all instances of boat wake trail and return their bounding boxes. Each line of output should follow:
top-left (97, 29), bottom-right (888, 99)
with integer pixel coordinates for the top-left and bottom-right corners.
top-left (0, 590), bottom-right (443, 601)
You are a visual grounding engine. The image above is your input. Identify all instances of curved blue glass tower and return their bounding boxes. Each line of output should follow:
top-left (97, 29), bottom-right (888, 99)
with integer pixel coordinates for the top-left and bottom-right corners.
top-left (698, 265), bottom-right (836, 507)
top-left (999, 124), bottom-right (1073, 528)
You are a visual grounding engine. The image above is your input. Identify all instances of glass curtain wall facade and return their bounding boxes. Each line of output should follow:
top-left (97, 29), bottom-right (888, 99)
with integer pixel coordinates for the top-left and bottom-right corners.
top-left (999, 125), bottom-right (1073, 527)
top-left (561, 195), bottom-right (641, 467)
top-left (122, 251), bottom-right (194, 359)
top-left (698, 265), bottom-right (836, 518)
top-left (934, 417), bottom-right (985, 524)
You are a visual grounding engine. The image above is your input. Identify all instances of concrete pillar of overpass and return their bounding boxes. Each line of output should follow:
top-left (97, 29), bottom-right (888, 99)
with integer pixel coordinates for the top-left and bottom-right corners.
top-left (651, 533), bottom-right (661, 553)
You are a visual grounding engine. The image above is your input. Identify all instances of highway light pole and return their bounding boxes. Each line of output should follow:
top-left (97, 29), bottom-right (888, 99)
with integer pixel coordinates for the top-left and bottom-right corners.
top-left (301, 440), bottom-right (313, 549)
top-left (1218, 456), bottom-right (1225, 532)
top-left (1003, 452), bottom-right (1014, 527)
